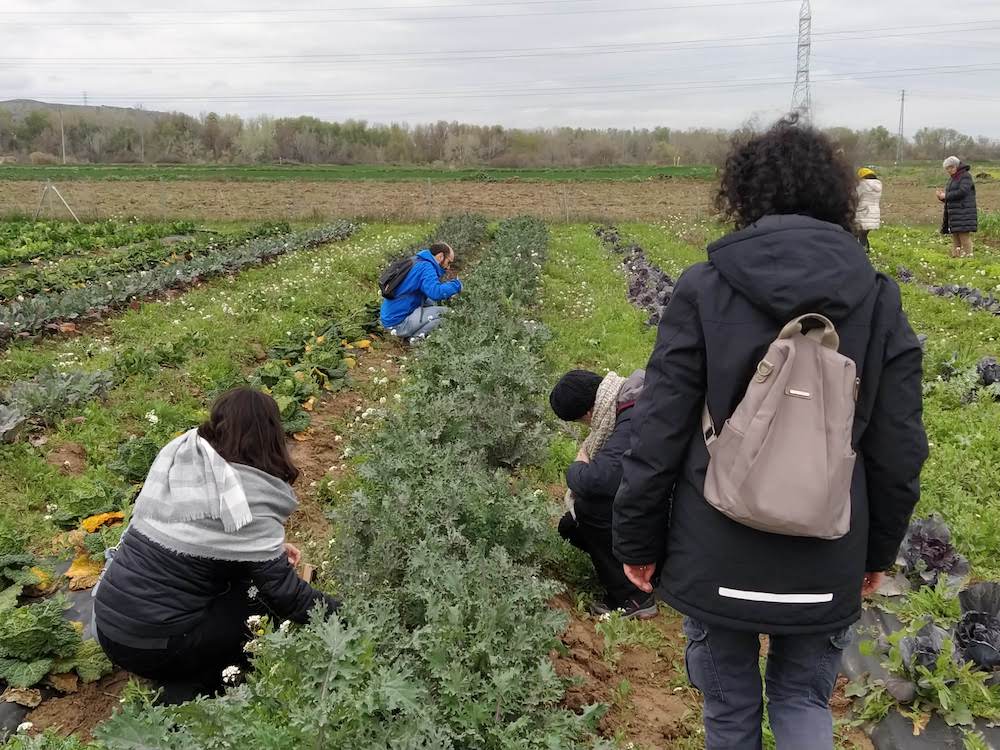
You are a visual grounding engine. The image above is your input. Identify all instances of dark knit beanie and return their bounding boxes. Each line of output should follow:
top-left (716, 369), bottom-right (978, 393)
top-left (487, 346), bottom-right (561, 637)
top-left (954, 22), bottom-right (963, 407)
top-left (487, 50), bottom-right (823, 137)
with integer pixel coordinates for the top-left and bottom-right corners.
top-left (549, 370), bottom-right (602, 421)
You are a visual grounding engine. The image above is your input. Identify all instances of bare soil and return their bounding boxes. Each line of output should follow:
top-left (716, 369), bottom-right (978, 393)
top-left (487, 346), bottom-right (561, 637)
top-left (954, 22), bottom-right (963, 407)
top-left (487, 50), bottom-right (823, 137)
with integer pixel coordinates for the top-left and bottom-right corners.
top-left (284, 341), bottom-right (403, 547)
top-left (24, 671), bottom-right (130, 740)
top-left (2, 178), bottom-right (995, 225)
top-left (45, 442), bottom-right (88, 476)
top-left (552, 595), bottom-right (702, 748)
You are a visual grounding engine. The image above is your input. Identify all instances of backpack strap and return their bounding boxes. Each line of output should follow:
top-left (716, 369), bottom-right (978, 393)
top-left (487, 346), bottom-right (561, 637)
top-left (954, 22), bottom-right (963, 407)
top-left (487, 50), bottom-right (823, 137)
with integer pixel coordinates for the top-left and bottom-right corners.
top-left (779, 313), bottom-right (840, 350)
top-left (702, 402), bottom-right (717, 446)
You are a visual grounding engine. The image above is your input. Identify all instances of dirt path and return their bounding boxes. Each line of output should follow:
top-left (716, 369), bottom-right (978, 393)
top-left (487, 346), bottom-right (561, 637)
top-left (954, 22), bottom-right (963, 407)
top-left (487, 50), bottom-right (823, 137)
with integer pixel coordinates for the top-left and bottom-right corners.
top-left (5, 178), bottom-right (993, 224)
top-left (20, 672), bottom-right (131, 741)
top-left (285, 341), bottom-right (404, 547)
top-left (551, 595), bottom-right (702, 748)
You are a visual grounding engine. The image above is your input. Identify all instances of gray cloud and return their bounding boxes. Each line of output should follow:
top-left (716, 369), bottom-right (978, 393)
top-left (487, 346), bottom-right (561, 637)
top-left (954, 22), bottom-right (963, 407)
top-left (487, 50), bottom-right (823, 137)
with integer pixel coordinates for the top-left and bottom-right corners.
top-left (2, 0), bottom-right (998, 136)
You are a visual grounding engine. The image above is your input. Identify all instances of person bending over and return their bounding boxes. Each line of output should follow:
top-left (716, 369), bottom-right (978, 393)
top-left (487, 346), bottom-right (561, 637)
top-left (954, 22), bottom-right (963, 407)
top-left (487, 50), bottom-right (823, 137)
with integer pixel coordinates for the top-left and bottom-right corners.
top-left (379, 242), bottom-right (462, 343)
top-left (550, 368), bottom-right (656, 619)
top-left (94, 388), bottom-right (341, 703)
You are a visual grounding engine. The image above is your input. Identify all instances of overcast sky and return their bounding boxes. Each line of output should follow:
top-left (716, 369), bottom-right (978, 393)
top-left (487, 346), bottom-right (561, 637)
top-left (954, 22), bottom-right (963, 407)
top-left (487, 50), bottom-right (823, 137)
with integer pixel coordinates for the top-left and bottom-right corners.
top-left (2, 0), bottom-right (999, 137)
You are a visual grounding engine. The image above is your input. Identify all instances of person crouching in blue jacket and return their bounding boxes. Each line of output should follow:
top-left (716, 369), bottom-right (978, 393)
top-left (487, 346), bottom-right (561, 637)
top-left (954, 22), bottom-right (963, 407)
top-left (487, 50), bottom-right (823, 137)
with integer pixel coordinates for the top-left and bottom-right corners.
top-left (380, 242), bottom-right (463, 342)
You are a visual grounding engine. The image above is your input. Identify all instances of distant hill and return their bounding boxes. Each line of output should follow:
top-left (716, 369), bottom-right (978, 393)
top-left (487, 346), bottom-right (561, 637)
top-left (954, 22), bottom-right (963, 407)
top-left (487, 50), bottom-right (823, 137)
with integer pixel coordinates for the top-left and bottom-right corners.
top-left (0, 99), bottom-right (167, 125)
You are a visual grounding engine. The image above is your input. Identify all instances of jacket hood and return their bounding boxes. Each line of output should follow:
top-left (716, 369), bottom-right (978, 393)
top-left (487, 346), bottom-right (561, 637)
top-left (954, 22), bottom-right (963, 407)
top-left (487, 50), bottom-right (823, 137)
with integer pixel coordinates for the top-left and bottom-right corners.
top-left (707, 215), bottom-right (877, 322)
top-left (618, 369), bottom-right (645, 406)
top-left (416, 248), bottom-right (445, 275)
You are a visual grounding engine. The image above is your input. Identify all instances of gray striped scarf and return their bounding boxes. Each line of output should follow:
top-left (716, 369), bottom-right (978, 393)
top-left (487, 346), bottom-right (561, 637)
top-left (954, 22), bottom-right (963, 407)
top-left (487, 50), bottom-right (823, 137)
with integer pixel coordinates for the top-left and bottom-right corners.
top-left (134, 428), bottom-right (253, 532)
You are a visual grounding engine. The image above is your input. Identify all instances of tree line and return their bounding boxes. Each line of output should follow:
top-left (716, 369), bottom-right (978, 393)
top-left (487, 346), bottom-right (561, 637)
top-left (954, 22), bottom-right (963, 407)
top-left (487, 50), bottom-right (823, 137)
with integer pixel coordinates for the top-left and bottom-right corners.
top-left (1, 105), bottom-right (998, 168)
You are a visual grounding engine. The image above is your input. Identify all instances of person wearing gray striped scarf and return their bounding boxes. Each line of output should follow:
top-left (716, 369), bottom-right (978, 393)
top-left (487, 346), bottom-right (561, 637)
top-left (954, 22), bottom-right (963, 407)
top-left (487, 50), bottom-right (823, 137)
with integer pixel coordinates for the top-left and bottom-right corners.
top-left (550, 369), bottom-right (656, 619)
top-left (94, 388), bottom-right (340, 703)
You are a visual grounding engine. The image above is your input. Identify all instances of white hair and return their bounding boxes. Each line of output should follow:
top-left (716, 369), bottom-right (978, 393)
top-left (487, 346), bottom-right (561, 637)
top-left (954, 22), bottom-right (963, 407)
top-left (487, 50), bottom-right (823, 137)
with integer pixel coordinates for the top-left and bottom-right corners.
top-left (943, 156), bottom-right (961, 169)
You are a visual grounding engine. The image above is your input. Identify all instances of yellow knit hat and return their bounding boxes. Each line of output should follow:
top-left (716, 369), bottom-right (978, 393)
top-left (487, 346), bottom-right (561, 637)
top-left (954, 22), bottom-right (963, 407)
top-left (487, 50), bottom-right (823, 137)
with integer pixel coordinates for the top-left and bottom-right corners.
top-left (857, 167), bottom-right (876, 179)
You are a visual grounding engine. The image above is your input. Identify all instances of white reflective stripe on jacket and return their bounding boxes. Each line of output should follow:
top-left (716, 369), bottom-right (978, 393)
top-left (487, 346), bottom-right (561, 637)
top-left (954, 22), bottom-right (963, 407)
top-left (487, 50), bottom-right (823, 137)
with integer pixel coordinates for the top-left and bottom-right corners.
top-left (855, 179), bottom-right (882, 230)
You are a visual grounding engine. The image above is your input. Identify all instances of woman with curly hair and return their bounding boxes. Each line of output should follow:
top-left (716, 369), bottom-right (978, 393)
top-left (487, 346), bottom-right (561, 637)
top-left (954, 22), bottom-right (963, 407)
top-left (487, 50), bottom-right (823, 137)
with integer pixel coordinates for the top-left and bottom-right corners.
top-left (612, 117), bottom-right (927, 749)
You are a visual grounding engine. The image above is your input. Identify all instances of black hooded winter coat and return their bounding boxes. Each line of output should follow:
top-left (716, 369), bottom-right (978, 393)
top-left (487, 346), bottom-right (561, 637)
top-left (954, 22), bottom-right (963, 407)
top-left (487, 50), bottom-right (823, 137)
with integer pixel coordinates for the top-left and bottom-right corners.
top-left (941, 164), bottom-right (978, 234)
top-left (613, 215), bottom-right (928, 635)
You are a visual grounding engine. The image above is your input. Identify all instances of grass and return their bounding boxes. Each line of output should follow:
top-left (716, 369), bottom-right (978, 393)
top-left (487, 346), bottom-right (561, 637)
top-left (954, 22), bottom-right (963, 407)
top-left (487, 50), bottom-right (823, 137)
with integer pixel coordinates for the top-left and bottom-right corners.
top-left (0, 163), bottom-right (716, 184)
top-left (540, 224), bottom-right (656, 375)
top-left (870, 224), bottom-right (1000, 289)
top-left (0, 222), bottom-right (428, 551)
top-left (981, 211), bottom-right (1000, 241)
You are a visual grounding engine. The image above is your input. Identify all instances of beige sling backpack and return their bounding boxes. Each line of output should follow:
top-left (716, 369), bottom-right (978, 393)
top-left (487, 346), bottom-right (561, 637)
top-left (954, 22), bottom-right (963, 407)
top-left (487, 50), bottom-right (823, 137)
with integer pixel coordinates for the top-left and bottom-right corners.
top-left (702, 313), bottom-right (859, 539)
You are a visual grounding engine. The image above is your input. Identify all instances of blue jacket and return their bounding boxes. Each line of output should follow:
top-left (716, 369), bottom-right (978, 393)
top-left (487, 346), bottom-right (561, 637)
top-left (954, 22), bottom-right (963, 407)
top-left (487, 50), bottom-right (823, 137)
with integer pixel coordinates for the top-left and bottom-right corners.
top-left (379, 249), bottom-right (462, 328)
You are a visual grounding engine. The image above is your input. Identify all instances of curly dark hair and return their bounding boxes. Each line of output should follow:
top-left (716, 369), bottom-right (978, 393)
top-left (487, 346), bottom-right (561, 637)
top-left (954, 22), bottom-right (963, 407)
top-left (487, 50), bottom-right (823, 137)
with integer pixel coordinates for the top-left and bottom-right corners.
top-left (715, 115), bottom-right (858, 232)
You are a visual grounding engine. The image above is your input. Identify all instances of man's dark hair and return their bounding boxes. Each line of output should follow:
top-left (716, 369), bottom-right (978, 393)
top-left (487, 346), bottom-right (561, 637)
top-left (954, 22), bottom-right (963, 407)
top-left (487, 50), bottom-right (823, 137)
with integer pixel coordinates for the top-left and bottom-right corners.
top-left (198, 388), bottom-right (300, 484)
top-left (550, 370), bottom-right (603, 421)
top-left (429, 242), bottom-right (453, 259)
top-left (715, 115), bottom-right (858, 232)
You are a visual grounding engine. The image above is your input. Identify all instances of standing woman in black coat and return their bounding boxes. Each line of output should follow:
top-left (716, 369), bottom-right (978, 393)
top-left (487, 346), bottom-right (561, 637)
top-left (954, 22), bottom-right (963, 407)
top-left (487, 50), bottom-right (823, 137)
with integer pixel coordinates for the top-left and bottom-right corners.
top-left (613, 117), bottom-right (928, 750)
top-left (937, 155), bottom-right (978, 257)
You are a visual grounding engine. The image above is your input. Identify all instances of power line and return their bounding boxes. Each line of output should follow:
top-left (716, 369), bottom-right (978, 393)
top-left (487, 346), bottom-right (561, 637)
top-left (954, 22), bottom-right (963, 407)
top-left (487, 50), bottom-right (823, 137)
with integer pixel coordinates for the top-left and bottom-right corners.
top-left (30, 62), bottom-right (1000, 106)
top-left (0, 0), bottom-right (799, 26)
top-left (5, 22), bottom-right (1000, 69)
top-left (0, 0), bottom-right (795, 15)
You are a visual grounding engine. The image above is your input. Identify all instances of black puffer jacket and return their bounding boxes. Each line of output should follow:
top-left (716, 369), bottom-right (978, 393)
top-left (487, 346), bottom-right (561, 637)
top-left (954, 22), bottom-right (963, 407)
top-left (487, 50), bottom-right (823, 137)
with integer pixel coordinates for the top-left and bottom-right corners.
top-left (613, 215), bottom-right (928, 635)
top-left (95, 528), bottom-right (339, 648)
top-left (567, 407), bottom-right (636, 529)
top-left (941, 164), bottom-right (978, 234)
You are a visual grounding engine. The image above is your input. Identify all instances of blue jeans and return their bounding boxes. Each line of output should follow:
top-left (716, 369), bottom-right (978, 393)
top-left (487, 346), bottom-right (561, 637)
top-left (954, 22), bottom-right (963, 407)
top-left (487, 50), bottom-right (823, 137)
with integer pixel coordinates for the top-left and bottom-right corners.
top-left (683, 617), bottom-right (851, 750)
top-left (389, 305), bottom-right (448, 341)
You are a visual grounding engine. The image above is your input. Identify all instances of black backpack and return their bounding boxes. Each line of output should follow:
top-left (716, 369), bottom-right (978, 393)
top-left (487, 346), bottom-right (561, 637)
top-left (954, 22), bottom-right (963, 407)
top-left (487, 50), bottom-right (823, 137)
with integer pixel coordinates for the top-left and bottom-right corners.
top-left (379, 256), bottom-right (418, 300)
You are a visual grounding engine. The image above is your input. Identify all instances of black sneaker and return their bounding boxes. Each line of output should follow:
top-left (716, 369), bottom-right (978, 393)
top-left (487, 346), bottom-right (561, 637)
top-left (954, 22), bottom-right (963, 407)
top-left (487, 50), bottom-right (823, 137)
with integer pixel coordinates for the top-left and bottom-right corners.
top-left (589, 594), bottom-right (658, 620)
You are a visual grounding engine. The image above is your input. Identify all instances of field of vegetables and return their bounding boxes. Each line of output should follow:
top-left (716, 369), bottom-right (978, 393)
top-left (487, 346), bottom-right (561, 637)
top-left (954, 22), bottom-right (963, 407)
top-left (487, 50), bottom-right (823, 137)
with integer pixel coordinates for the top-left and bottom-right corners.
top-left (2, 207), bottom-right (1000, 749)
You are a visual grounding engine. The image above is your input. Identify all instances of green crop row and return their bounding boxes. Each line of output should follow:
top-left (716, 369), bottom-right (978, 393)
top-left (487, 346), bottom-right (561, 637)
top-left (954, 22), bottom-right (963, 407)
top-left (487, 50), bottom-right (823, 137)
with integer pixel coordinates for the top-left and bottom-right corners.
top-left (7, 217), bottom-right (607, 749)
top-left (0, 222), bottom-right (357, 345)
top-left (0, 218), bottom-right (195, 267)
top-left (0, 223), bottom-right (290, 302)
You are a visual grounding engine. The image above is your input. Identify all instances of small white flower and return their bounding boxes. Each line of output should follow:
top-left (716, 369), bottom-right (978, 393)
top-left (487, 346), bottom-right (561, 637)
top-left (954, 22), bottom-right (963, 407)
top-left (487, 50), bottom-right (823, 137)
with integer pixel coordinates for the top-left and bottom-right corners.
top-left (247, 585), bottom-right (259, 599)
top-left (46, 503), bottom-right (59, 512)
top-left (43, 514), bottom-right (53, 521)
top-left (16, 722), bottom-right (33, 733)
top-left (145, 410), bottom-right (159, 425)
top-left (334, 435), bottom-right (342, 442)
top-left (378, 396), bottom-right (387, 404)
top-left (222, 665), bottom-right (241, 684)
top-left (246, 615), bottom-right (263, 628)
top-left (279, 620), bottom-right (292, 633)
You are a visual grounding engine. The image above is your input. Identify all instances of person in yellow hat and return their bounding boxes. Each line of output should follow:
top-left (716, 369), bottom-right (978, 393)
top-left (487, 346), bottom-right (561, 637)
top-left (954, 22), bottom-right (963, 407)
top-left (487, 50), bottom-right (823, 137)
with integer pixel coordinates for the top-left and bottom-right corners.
top-left (854, 167), bottom-right (882, 251)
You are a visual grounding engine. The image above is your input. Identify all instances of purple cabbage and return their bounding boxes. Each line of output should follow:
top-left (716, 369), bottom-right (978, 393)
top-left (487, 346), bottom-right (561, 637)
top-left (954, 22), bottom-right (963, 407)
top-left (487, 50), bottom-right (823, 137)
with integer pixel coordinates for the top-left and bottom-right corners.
top-left (594, 225), bottom-right (675, 326)
top-left (899, 621), bottom-right (954, 674)
top-left (957, 582), bottom-right (1000, 671)
top-left (978, 357), bottom-right (1000, 387)
top-left (897, 515), bottom-right (971, 587)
